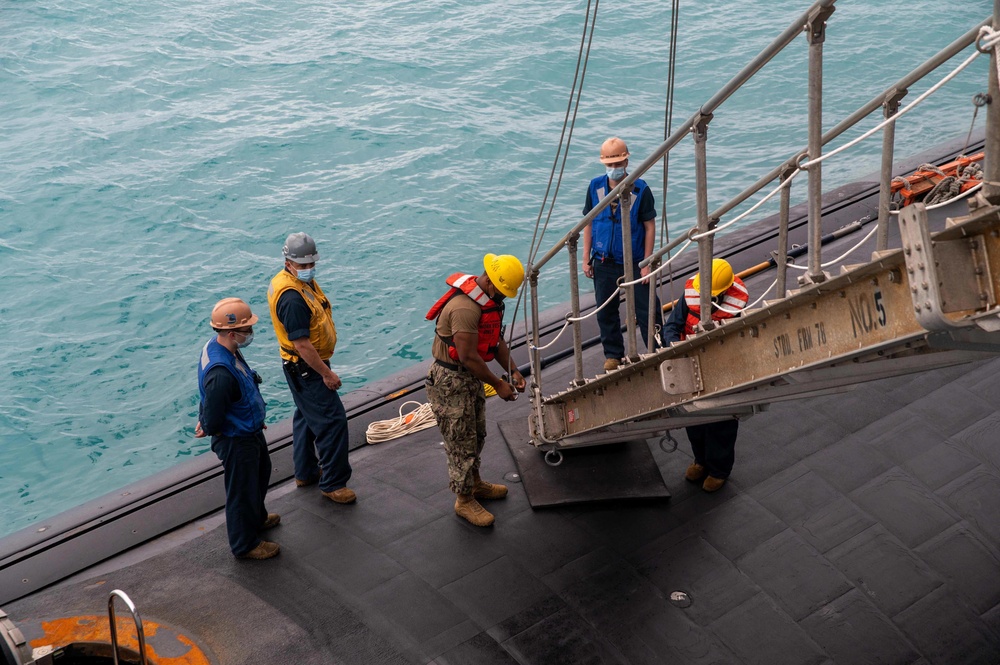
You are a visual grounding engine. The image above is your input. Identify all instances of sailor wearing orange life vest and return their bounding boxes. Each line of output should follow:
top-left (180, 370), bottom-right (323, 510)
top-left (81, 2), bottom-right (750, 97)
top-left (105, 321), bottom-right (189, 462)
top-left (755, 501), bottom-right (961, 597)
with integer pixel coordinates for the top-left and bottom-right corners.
top-left (425, 253), bottom-right (526, 527)
top-left (662, 258), bottom-right (749, 492)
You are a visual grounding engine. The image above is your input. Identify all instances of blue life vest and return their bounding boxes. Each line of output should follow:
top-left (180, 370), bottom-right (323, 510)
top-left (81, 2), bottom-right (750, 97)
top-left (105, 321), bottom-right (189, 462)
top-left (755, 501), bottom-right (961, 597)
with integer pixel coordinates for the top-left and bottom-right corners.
top-left (587, 174), bottom-right (650, 264)
top-left (198, 338), bottom-right (267, 437)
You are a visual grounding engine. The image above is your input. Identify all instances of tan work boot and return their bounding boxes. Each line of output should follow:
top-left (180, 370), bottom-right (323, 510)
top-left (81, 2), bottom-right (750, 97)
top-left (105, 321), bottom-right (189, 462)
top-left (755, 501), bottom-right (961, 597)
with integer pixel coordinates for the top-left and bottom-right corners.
top-left (455, 494), bottom-right (495, 527)
top-left (472, 473), bottom-right (508, 500)
top-left (684, 463), bottom-right (706, 483)
top-left (603, 358), bottom-right (620, 372)
top-left (240, 541), bottom-right (280, 560)
top-left (702, 476), bottom-right (726, 493)
top-left (295, 474), bottom-right (319, 488)
top-left (322, 487), bottom-right (357, 504)
top-left (262, 513), bottom-right (281, 529)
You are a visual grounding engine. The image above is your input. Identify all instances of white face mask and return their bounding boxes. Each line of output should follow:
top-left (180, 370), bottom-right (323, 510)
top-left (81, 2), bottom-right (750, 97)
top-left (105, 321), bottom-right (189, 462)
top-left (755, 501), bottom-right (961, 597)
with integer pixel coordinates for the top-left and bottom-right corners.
top-left (235, 331), bottom-right (254, 348)
top-left (606, 165), bottom-right (626, 180)
top-left (295, 267), bottom-right (315, 282)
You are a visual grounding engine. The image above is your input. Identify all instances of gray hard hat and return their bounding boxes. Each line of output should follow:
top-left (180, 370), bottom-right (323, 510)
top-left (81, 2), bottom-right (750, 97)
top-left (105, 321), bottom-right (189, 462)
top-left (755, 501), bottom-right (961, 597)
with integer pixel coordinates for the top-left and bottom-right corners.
top-left (282, 232), bottom-right (319, 264)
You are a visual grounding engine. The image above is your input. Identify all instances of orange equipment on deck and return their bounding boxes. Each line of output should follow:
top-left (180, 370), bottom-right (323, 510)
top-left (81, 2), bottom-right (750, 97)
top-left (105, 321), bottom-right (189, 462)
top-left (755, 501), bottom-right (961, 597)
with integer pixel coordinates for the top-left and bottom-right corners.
top-left (890, 152), bottom-right (984, 208)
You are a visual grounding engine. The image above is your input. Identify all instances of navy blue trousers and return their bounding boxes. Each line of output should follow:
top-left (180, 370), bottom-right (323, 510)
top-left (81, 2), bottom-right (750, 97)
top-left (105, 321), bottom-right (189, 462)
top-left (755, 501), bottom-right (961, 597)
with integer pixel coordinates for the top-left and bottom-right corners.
top-left (686, 419), bottom-right (739, 479)
top-left (592, 258), bottom-right (662, 360)
top-left (212, 431), bottom-right (271, 557)
top-left (283, 363), bottom-right (352, 492)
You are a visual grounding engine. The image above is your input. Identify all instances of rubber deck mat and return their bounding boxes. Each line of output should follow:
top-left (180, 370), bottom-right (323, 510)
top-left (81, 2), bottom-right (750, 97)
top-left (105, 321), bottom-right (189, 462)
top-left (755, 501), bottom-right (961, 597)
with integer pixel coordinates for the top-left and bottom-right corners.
top-left (498, 417), bottom-right (671, 507)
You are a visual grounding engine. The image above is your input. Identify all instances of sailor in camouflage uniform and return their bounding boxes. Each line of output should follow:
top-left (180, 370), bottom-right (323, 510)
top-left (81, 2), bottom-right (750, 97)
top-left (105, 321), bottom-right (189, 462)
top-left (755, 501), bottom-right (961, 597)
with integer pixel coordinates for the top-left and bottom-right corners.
top-left (425, 254), bottom-right (526, 527)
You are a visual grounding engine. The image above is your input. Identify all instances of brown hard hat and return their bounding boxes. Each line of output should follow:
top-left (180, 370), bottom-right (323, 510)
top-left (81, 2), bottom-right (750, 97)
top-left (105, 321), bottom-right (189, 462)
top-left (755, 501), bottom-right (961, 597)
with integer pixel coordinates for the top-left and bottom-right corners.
top-left (211, 297), bottom-right (259, 329)
top-left (599, 137), bottom-right (630, 165)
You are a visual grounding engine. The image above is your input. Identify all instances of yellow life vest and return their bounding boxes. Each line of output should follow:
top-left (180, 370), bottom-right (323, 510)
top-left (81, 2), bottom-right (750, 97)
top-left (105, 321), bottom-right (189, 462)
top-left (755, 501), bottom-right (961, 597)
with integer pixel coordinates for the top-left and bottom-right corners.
top-left (267, 269), bottom-right (337, 362)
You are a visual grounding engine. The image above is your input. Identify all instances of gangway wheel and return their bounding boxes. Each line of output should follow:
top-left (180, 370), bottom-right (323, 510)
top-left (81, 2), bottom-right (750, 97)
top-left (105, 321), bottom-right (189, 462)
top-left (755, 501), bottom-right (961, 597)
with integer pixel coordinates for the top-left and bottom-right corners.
top-left (657, 431), bottom-right (678, 453)
top-left (543, 449), bottom-right (564, 466)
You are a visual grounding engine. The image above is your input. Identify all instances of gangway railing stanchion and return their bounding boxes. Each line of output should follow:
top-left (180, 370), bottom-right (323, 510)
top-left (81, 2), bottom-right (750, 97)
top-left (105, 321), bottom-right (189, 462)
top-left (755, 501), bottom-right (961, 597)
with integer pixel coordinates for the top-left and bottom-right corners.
top-left (876, 91), bottom-right (906, 251)
top-left (527, 267), bottom-right (543, 396)
top-left (986, 0), bottom-right (1000, 203)
top-left (693, 112), bottom-right (715, 329)
top-left (108, 589), bottom-right (147, 665)
top-left (619, 189), bottom-right (639, 362)
top-left (647, 254), bottom-right (661, 347)
top-left (567, 233), bottom-right (585, 384)
top-left (805, 4), bottom-right (835, 283)
top-left (775, 163), bottom-right (796, 298)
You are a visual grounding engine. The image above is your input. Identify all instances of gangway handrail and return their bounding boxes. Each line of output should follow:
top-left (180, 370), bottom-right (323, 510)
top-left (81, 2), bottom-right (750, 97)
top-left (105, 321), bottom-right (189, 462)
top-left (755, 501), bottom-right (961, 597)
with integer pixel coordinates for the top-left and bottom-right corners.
top-left (695, 17), bottom-right (992, 245)
top-left (531, 0), bottom-right (836, 273)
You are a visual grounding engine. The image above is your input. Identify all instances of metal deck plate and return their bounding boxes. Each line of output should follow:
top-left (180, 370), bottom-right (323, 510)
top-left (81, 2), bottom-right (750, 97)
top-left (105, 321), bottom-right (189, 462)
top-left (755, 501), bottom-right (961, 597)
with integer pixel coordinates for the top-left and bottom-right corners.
top-left (498, 418), bottom-right (671, 507)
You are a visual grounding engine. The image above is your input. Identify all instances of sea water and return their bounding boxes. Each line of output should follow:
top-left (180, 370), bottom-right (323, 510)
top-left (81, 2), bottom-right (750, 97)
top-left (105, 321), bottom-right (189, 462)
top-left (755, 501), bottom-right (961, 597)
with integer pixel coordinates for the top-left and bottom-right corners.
top-left (0, 0), bottom-right (991, 536)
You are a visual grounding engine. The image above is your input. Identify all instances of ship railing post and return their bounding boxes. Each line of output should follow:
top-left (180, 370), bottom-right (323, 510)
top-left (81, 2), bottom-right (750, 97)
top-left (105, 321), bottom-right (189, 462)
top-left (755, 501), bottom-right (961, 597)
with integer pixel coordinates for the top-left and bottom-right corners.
top-left (986, 0), bottom-right (1000, 203)
top-left (567, 233), bottom-right (585, 385)
top-left (876, 89), bottom-right (906, 251)
top-left (647, 254), bottom-right (661, 350)
top-left (528, 266), bottom-right (543, 402)
top-left (693, 112), bottom-right (716, 329)
top-left (805, 4), bottom-right (835, 283)
top-left (774, 163), bottom-right (796, 298)
top-left (619, 188), bottom-right (639, 361)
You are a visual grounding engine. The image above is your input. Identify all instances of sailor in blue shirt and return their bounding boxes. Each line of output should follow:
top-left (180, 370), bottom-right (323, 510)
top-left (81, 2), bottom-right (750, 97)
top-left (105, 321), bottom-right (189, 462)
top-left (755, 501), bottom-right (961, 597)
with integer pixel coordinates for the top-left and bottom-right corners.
top-left (582, 137), bottom-right (663, 371)
top-left (196, 298), bottom-right (279, 560)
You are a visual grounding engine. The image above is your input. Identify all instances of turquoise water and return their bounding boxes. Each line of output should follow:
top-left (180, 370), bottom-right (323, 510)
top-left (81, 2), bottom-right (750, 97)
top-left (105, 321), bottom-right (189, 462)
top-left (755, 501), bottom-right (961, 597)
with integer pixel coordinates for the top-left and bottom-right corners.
top-left (0, 0), bottom-right (991, 536)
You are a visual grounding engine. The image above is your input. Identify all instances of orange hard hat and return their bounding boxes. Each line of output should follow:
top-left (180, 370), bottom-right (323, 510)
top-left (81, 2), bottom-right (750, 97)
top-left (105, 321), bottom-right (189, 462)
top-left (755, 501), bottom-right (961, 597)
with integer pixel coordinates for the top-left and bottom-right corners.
top-left (211, 297), bottom-right (259, 330)
top-left (599, 137), bottom-right (630, 165)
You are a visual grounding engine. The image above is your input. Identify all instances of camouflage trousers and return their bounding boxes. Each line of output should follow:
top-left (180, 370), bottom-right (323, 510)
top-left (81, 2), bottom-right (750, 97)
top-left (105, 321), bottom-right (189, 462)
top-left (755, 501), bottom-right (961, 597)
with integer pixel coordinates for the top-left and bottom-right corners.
top-left (425, 362), bottom-right (486, 495)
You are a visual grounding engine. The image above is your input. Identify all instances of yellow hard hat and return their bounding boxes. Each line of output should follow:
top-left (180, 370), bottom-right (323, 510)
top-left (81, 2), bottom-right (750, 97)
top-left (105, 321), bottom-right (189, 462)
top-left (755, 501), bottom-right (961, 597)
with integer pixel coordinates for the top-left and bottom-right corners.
top-left (483, 253), bottom-right (525, 299)
top-left (599, 137), bottom-right (630, 165)
top-left (211, 297), bottom-right (259, 330)
top-left (692, 259), bottom-right (735, 296)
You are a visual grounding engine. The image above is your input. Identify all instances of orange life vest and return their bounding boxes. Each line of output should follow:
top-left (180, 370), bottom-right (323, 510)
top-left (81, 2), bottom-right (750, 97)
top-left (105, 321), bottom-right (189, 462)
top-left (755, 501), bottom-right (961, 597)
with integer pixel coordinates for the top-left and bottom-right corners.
top-left (426, 273), bottom-right (504, 363)
top-left (683, 276), bottom-right (749, 338)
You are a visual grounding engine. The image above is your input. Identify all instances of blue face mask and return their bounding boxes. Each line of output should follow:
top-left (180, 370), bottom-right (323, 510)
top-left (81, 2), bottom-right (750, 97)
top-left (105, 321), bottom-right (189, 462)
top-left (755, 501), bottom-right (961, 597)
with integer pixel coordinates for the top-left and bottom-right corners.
top-left (236, 331), bottom-right (254, 349)
top-left (606, 165), bottom-right (626, 180)
top-left (296, 267), bottom-right (315, 283)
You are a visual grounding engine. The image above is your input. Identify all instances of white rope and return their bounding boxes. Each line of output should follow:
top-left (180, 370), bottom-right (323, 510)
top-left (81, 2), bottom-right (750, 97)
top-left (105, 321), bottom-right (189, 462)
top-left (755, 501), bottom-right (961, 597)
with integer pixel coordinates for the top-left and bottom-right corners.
top-left (365, 400), bottom-right (437, 444)
top-left (621, 238), bottom-right (694, 288)
top-left (532, 238), bottom-right (694, 349)
top-left (712, 278), bottom-right (778, 312)
top-left (889, 181), bottom-right (983, 214)
top-left (531, 239), bottom-right (694, 351)
top-left (567, 286), bottom-right (621, 323)
top-left (531, 319), bottom-right (572, 351)
top-left (693, 170), bottom-right (800, 240)
top-left (982, 25), bottom-right (1000, 85)
top-left (785, 223), bottom-right (878, 271)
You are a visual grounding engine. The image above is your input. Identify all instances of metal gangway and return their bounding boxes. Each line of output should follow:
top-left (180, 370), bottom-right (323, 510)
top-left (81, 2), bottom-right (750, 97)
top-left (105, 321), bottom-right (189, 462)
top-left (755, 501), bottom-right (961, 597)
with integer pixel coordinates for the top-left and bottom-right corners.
top-left (524, 0), bottom-right (1000, 460)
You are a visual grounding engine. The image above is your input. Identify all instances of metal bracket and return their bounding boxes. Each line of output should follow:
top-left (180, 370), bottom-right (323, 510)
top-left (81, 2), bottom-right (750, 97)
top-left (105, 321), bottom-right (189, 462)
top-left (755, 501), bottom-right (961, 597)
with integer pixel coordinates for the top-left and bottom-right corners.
top-left (882, 87), bottom-right (907, 116)
top-left (899, 203), bottom-right (995, 332)
top-left (805, 5), bottom-right (835, 44)
top-left (692, 112), bottom-right (713, 141)
top-left (659, 356), bottom-right (702, 395)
